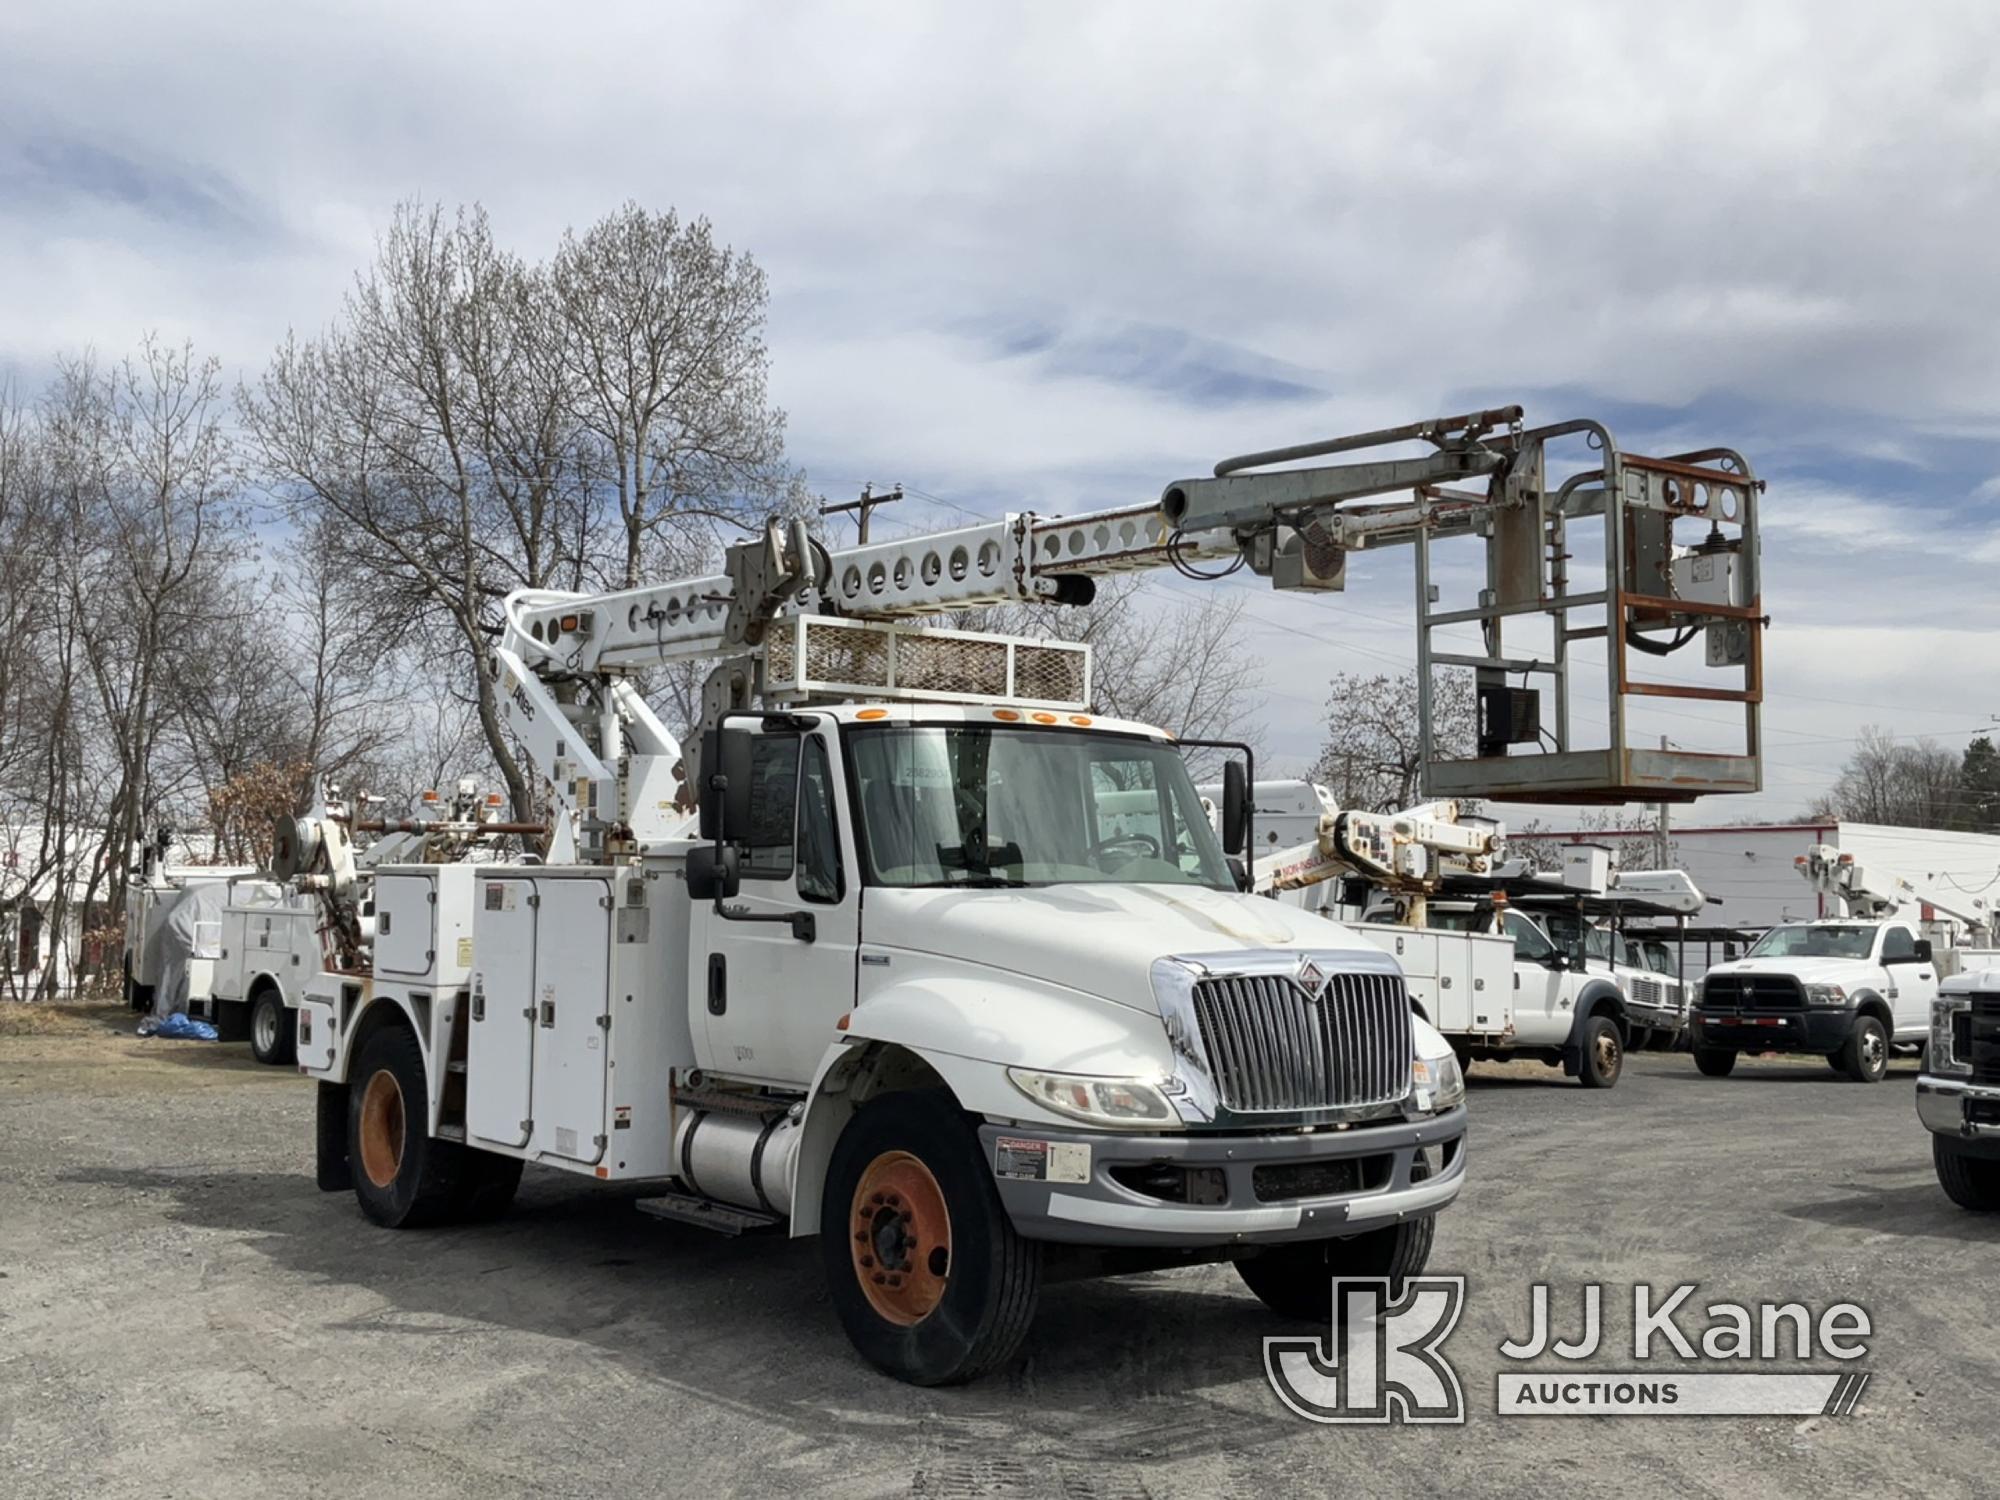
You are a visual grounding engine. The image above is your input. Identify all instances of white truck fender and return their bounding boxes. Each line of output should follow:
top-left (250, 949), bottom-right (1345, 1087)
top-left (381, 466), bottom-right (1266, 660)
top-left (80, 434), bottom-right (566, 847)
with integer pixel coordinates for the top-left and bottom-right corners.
top-left (786, 1029), bottom-right (1106, 1238)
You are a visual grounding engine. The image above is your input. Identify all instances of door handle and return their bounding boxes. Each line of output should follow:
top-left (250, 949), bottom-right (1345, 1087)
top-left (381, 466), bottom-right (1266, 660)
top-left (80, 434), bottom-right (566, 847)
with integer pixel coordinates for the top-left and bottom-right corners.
top-left (707, 953), bottom-right (727, 1016)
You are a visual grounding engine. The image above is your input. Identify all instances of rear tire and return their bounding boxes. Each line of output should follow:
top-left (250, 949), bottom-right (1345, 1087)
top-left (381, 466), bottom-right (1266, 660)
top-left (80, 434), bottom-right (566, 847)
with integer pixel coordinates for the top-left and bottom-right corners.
top-left (819, 1090), bottom-right (1041, 1386)
top-left (1839, 1016), bottom-right (1889, 1083)
top-left (1578, 1014), bottom-right (1623, 1089)
top-left (250, 987), bottom-right (295, 1066)
top-left (1933, 1136), bottom-right (2000, 1211)
top-left (1693, 1047), bottom-right (1737, 1077)
top-left (1236, 1216), bottom-right (1436, 1321)
top-left (348, 1023), bottom-right (465, 1228)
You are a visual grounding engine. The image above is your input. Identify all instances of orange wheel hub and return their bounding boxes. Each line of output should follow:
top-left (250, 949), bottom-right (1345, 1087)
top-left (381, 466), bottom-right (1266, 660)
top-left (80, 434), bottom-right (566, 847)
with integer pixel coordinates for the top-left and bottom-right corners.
top-left (358, 1068), bottom-right (406, 1189)
top-left (850, 1150), bottom-right (952, 1326)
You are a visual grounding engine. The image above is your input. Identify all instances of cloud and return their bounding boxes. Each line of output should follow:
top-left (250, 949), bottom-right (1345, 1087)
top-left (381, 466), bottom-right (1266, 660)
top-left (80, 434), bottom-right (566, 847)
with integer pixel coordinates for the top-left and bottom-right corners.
top-left (0, 0), bottom-right (1995, 817)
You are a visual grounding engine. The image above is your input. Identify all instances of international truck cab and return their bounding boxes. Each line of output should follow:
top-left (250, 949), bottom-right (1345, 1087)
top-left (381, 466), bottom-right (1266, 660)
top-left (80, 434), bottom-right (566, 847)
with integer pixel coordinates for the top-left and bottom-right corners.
top-left (1691, 919), bottom-right (1938, 1081)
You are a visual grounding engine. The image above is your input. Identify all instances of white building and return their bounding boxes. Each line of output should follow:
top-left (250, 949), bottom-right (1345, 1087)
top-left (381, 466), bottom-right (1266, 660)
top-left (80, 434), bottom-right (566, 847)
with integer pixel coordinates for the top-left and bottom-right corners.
top-left (1508, 819), bottom-right (2000, 941)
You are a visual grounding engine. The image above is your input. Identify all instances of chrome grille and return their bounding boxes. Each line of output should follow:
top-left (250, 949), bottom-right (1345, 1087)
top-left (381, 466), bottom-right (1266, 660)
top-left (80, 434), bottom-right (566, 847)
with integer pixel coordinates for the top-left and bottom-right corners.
top-left (1190, 969), bottom-right (1412, 1112)
top-left (1628, 976), bottom-right (1664, 1007)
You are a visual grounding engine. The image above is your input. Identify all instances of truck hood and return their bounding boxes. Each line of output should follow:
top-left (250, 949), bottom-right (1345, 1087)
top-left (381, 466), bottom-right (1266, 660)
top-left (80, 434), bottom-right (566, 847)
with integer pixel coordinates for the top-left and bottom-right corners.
top-left (1707, 956), bottom-right (1878, 985)
top-left (860, 882), bottom-right (1375, 1014)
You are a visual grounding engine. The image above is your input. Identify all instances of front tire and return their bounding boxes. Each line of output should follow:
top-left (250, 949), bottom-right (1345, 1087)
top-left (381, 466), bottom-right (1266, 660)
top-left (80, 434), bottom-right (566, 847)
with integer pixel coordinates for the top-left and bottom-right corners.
top-left (819, 1090), bottom-right (1041, 1386)
top-left (1838, 1016), bottom-right (1889, 1083)
top-left (250, 987), bottom-right (295, 1066)
top-left (1933, 1136), bottom-right (2000, 1210)
top-left (1693, 1046), bottom-right (1737, 1077)
top-left (1578, 1014), bottom-right (1623, 1089)
top-left (1236, 1216), bottom-right (1436, 1320)
top-left (348, 1024), bottom-right (465, 1228)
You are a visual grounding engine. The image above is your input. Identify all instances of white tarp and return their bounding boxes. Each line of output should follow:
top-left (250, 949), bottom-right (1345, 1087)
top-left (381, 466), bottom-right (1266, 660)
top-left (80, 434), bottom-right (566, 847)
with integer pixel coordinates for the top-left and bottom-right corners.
top-left (146, 880), bottom-right (230, 1020)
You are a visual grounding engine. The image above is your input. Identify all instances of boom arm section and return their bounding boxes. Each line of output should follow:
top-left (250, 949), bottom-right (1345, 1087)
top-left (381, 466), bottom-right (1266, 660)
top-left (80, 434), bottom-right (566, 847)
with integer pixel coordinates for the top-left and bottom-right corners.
top-left (1254, 793), bottom-right (1502, 928)
top-left (1797, 844), bottom-right (1994, 941)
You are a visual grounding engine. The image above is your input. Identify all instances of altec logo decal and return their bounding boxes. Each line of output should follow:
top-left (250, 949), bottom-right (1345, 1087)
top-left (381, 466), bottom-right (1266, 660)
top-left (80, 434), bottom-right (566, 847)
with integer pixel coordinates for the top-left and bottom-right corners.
top-left (1265, 1277), bottom-right (1467, 1425)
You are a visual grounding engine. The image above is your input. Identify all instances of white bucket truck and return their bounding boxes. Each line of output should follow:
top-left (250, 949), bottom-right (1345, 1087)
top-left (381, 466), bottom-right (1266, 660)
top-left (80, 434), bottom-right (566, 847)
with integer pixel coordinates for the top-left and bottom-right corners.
top-left (284, 408), bottom-right (1767, 1382)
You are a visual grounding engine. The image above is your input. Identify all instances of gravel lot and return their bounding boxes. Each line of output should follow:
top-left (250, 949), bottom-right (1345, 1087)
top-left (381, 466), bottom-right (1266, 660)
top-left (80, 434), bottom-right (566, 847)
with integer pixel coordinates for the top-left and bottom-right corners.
top-left (1, 1003), bottom-right (1993, 1498)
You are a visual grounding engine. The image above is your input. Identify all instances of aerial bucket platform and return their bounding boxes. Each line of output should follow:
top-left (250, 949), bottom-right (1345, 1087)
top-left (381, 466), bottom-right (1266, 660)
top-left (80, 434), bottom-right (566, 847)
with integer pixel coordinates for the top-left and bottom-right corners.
top-left (1163, 408), bottom-right (1764, 805)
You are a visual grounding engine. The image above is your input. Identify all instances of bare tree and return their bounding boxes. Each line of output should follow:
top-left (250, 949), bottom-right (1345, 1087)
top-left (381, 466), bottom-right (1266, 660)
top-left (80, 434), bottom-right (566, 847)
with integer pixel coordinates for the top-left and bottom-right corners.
top-left (244, 200), bottom-right (799, 818)
top-left (1311, 669), bottom-right (1476, 811)
top-left (43, 340), bottom-right (249, 945)
top-left (1813, 725), bottom-right (1965, 830)
top-left (552, 204), bottom-right (793, 590)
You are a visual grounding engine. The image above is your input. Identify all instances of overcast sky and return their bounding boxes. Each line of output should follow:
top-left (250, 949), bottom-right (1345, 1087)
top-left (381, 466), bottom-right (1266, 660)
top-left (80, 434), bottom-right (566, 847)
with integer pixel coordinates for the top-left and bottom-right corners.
top-left (4, 1), bottom-right (1997, 824)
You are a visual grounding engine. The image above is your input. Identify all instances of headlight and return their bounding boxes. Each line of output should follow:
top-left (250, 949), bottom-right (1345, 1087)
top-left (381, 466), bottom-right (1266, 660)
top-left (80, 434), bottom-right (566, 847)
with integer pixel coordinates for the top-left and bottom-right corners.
top-left (1930, 996), bottom-right (1972, 1077)
top-left (1412, 1050), bottom-right (1465, 1112)
top-left (1805, 983), bottom-right (1848, 1006)
top-left (1007, 1068), bottom-right (1178, 1128)
top-left (1691, 978), bottom-right (1705, 1006)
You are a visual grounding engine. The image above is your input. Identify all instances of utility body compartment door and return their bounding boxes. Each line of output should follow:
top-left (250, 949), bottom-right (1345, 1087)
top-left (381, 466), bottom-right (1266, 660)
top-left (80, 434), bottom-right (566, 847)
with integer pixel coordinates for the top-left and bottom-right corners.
top-left (529, 878), bottom-right (613, 1164)
top-left (468, 876), bottom-right (537, 1148)
top-left (375, 874), bottom-right (438, 978)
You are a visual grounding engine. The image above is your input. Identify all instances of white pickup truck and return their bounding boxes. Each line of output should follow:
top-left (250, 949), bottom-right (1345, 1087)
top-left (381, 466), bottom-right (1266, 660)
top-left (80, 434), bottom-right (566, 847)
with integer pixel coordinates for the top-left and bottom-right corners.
top-left (1690, 918), bottom-right (1938, 1082)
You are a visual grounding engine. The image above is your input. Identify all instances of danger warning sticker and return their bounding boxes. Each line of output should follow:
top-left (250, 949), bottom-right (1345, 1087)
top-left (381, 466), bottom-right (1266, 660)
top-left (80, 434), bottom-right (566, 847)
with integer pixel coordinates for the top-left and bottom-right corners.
top-left (994, 1136), bottom-right (1090, 1185)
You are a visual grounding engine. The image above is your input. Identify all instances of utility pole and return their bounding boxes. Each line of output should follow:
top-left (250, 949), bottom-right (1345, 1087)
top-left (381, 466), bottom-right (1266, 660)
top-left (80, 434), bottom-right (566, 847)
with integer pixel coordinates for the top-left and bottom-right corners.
top-left (820, 482), bottom-right (903, 544)
top-left (1654, 734), bottom-right (1672, 867)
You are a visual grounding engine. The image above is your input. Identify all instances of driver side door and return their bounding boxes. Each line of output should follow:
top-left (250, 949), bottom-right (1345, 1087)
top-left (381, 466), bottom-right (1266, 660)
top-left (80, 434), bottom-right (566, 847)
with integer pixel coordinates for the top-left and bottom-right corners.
top-left (1504, 911), bottom-right (1571, 1045)
top-left (1878, 924), bottom-right (1937, 1040)
top-left (693, 726), bottom-right (861, 1087)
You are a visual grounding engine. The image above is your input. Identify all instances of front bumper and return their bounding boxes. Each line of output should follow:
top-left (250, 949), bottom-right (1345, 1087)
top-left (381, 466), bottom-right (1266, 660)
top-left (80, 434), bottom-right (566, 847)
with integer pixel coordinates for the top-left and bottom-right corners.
top-left (1693, 1008), bottom-right (1854, 1053)
top-left (979, 1107), bottom-right (1467, 1249)
top-left (1916, 1075), bottom-right (2000, 1159)
top-left (1626, 998), bottom-right (1686, 1032)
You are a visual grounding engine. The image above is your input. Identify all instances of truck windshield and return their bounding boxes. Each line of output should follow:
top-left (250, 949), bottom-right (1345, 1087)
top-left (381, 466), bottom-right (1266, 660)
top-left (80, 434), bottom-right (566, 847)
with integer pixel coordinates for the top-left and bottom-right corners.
top-left (847, 725), bottom-right (1234, 890)
top-left (1745, 924), bottom-right (1878, 960)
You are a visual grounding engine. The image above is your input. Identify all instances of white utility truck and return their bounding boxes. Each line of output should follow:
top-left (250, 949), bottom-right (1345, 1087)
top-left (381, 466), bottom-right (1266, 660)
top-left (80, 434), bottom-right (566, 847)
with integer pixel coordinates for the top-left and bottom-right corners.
top-left (1261, 805), bottom-right (1706, 1086)
top-left (120, 829), bottom-right (259, 1013)
top-left (1690, 844), bottom-right (1987, 1082)
top-left (286, 408), bottom-right (1767, 1383)
top-left (122, 784), bottom-right (522, 1063)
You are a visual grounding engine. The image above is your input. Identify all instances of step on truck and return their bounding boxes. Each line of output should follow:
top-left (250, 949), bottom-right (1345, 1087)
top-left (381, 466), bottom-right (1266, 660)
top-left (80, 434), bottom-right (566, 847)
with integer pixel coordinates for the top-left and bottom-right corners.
top-left (284, 408), bottom-right (1768, 1381)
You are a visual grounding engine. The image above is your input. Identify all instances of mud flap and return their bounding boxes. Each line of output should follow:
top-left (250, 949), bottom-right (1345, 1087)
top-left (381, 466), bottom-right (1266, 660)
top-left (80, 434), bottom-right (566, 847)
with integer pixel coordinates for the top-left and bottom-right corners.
top-left (316, 1080), bottom-right (353, 1191)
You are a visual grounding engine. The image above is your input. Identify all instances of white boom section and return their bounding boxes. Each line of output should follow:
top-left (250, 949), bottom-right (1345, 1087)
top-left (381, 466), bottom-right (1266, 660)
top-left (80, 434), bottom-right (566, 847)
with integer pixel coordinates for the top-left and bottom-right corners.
top-left (1797, 843), bottom-right (1994, 941)
top-left (504, 506), bottom-right (1233, 676)
top-left (1253, 792), bottom-right (1503, 927)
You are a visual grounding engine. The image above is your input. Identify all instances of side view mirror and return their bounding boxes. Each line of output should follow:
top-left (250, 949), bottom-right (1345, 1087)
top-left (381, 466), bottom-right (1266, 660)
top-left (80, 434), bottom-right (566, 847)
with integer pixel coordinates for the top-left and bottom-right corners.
top-left (698, 726), bottom-right (759, 843)
top-left (1221, 760), bottom-right (1249, 857)
top-left (1913, 938), bottom-right (1934, 964)
top-left (686, 844), bottom-right (741, 903)
top-left (1545, 951), bottom-right (1570, 971)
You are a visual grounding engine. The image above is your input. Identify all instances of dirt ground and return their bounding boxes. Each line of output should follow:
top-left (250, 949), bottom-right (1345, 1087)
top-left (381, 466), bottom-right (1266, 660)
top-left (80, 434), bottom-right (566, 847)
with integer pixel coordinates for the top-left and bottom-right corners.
top-left (1, 1003), bottom-right (1993, 1499)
